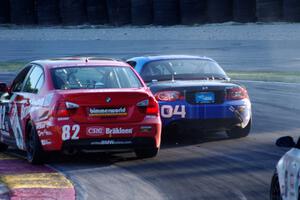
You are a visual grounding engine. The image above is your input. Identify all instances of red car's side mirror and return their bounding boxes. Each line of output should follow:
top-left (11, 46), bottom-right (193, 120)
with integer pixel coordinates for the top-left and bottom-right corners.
top-left (0, 83), bottom-right (8, 93)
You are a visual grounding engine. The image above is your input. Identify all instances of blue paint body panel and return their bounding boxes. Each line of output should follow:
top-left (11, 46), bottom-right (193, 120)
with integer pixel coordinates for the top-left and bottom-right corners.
top-left (158, 99), bottom-right (249, 127)
top-left (127, 55), bottom-right (252, 129)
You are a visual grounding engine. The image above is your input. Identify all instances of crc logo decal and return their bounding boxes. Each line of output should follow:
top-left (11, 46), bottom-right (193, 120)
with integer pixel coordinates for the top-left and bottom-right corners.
top-left (161, 105), bottom-right (186, 118)
top-left (87, 126), bottom-right (105, 135)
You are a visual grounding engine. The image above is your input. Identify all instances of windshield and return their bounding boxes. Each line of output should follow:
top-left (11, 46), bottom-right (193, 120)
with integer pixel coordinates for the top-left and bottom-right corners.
top-left (51, 66), bottom-right (143, 90)
top-left (141, 59), bottom-right (228, 82)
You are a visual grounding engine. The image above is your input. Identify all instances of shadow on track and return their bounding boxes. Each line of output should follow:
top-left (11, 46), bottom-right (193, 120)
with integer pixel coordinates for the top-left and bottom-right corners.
top-left (5, 130), bottom-right (238, 166)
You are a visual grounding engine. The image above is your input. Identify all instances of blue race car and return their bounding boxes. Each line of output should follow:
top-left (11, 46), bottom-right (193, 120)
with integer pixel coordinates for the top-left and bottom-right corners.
top-left (127, 55), bottom-right (252, 138)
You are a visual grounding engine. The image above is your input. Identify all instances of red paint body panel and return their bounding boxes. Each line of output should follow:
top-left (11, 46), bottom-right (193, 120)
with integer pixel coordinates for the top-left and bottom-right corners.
top-left (0, 58), bottom-right (161, 154)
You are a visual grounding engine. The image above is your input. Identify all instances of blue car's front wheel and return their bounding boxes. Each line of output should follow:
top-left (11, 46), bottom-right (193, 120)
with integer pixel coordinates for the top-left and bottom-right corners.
top-left (226, 118), bottom-right (251, 138)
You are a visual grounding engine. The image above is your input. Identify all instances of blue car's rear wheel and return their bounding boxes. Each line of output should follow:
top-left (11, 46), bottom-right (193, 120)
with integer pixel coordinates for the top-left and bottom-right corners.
top-left (226, 118), bottom-right (251, 138)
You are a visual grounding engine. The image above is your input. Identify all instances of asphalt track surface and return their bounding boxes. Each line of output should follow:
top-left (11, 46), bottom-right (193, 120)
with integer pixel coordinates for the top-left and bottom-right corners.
top-left (0, 38), bottom-right (300, 200)
top-left (46, 80), bottom-right (299, 200)
top-left (2, 78), bottom-right (299, 200)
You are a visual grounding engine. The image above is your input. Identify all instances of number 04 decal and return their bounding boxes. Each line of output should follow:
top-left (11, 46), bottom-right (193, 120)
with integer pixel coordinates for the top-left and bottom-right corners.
top-left (62, 125), bottom-right (80, 141)
top-left (161, 105), bottom-right (186, 118)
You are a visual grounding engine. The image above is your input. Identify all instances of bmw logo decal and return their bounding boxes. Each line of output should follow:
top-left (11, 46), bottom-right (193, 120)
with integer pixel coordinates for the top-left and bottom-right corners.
top-left (106, 97), bottom-right (112, 103)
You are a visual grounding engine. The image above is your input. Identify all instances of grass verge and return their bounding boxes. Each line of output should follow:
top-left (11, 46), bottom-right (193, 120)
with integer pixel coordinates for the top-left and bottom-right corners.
top-left (228, 71), bottom-right (300, 83)
top-left (0, 62), bottom-right (299, 83)
top-left (0, 62), bottom-right (26, 72)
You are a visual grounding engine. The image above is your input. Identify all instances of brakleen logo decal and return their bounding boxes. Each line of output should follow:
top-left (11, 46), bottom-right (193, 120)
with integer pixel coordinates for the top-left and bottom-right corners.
top-left (106, 128), bottom-right (133, 135)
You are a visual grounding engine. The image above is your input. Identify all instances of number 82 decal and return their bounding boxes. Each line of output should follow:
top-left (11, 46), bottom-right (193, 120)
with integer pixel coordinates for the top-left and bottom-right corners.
top-left (62, 125), bottom-right (80, 141)
top-left (161, 105), bottom-right (186, 118)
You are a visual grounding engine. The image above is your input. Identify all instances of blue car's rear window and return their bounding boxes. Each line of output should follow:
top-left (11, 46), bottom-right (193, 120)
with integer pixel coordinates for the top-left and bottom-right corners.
top-left (141, 59), bottom-right (228, 82)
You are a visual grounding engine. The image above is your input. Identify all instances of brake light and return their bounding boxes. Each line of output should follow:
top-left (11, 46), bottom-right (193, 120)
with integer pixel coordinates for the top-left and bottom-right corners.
top-left (154, 91), bottom-right (183, 102)
top-left (54, 101), bottom-right (69, 117)
top-left (226, 87), bottom-right (249, 100)
top-left (137, 98), bottom-right (159, 116)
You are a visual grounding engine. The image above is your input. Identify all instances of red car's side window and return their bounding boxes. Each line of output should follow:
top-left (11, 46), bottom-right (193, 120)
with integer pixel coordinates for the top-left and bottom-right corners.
top-left (23, 66), bottom-right (44, 94)
top-left (10, 66), bottom-right (33, 93)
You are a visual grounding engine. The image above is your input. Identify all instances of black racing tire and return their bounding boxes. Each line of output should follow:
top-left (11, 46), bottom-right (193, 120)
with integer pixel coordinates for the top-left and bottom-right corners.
top-left (26, 124), bottom-right (44, 164)
top-left (153, 0), bottom-right (180, 25)
top-left (226, 118), bottom-right (251, 139)
top-left (0, 0), bottom-right (10, 24)
top-left (36, 0), bottom-right (61, 25)
top-left (0, 142), bottom-right (8, 152)
top-left (131, 0), bottom-right (153, 25)
top-left (256, 0), bottom-right (283, 22)
top-left (59, 0), bottom-right (87, 25)
top-left (270, 172), bottom-right (282, 200)
top-left (180, 0), bottom-right (206, 25)
top-left (233, 0), bottom-right (256, 23)
top-left (106, 0), bottom-right (131, 26)
top-left (135, 148), bottom-right (159, 159)
top-left (207, 0), bottom-right (233, 23)
top-left (86, 0), bottom-right (108, 25)
top-left (10, 0), bottom-right (36, 25)
top-left (283, 0), bottom-right (300, 22)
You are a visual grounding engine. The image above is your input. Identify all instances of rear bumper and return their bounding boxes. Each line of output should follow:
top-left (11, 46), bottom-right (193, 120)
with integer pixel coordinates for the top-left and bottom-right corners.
top-left (165, 118), bottom-right (241, 132)
top-left (160, 99), bottom-right (252, 129)
top-left (62, 137), bottom-right (156, 152)
top-left (37, 116), bottom-right (161, 152)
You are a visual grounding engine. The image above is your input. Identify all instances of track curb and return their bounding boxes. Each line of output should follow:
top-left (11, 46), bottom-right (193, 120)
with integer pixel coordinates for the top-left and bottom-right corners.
top-left (0, 182), bottom-right (10, 199)
top-left (0, 153), bottom-right (76, 200)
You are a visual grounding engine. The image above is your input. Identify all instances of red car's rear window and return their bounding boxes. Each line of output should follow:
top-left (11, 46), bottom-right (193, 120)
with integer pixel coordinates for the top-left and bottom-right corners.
top-left (51, 66), bottom-right (143, 90)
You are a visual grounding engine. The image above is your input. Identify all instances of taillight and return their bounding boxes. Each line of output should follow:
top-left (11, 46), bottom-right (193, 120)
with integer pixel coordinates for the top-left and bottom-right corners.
top-left (226, 87), bottom-right (249, 100)
top-left (53, 101), bottom-right (79, 117)
top-left (154, 91), bottom-right (183, 102)
top-left (137, 98), bottom-right (159, 116)
top-left (54, 101), bottom-right (69, 117)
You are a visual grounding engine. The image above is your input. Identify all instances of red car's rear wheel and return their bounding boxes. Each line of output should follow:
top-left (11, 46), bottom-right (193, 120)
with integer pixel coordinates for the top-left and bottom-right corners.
top-left (26, 124), bottom-right (44, 164)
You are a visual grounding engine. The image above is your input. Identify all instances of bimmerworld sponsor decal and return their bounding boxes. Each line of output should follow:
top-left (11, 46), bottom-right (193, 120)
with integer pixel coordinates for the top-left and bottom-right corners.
top-left (87, 127), bottom-right (133, 135)
top-left (88, 107), bottom-right (127, 117)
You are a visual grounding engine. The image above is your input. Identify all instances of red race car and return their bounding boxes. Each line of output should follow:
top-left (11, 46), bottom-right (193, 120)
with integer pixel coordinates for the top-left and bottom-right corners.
top-left (0, 58), bottom-right (161, 164)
